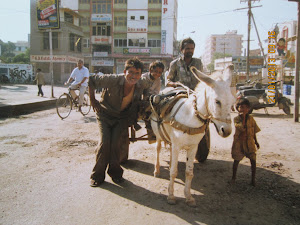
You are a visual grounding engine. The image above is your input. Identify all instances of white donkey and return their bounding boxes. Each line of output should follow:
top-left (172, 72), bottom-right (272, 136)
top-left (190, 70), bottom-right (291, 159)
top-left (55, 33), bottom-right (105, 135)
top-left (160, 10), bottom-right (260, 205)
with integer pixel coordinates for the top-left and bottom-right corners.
top-left (150, 65), bottom-right (235, 207)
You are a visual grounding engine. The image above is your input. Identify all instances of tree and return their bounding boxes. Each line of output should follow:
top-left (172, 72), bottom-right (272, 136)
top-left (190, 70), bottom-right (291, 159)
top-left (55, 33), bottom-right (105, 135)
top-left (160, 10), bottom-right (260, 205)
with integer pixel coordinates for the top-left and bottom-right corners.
top-left (0, 40), bottom-right (30, 64)
top-left (0, 40), bottom-right (16, 63)
top-left (12, 48), bottom-right (30, 64)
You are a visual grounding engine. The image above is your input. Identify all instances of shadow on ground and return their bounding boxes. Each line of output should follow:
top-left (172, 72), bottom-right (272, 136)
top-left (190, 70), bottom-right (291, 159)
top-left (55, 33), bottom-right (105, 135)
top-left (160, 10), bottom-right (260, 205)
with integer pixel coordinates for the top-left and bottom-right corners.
top-left (100, 159), bottom-right (300, 225)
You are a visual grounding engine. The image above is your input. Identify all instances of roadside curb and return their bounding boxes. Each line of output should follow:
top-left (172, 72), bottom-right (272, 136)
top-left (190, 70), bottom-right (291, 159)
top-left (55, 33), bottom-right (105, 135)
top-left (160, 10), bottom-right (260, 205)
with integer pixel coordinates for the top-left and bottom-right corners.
top-left (0, 99), bottom-right (57, 118)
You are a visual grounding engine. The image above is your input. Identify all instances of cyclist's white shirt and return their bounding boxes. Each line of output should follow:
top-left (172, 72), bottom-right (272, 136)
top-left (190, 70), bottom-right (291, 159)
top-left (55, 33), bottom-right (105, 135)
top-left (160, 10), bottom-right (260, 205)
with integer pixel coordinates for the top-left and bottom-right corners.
top-left (70, 66), bottom-right (89, 87)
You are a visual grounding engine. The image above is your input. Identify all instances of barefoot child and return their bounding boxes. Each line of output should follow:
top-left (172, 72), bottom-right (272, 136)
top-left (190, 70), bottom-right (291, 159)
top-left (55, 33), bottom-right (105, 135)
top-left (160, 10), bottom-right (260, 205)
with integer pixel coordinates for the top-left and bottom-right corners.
top-left (231, 98), bottom-right (260, 186)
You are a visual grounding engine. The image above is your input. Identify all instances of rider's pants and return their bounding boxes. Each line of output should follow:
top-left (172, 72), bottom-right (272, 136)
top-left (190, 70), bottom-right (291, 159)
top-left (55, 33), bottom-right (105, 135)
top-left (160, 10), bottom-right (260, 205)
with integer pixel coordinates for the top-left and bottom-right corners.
top-left (70, 84), bottom-right (87, 106)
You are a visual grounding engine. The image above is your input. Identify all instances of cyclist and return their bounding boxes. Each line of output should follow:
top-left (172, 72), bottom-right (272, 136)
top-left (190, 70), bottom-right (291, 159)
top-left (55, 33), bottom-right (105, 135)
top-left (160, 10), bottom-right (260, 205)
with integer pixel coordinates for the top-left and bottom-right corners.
top-left (65, 59), bottom-right (89, 112)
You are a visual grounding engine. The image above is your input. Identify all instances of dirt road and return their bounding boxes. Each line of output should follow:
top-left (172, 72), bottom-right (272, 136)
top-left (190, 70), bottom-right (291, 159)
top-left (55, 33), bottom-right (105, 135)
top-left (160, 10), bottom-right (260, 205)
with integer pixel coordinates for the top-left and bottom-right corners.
top-left (0, 107), bottom-right (299, 225)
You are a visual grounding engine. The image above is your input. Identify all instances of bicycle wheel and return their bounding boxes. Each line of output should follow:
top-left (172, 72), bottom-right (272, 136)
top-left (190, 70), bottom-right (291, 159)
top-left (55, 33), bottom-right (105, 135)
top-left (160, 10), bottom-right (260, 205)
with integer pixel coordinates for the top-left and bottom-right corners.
top-left (80, 92), bottom-right (91, 116)
top-left (56, 93), bottom-right (72, 119)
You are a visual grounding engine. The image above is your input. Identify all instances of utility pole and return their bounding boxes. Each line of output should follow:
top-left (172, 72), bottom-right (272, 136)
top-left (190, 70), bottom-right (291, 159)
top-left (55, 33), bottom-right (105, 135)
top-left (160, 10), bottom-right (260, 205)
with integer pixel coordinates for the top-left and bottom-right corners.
top-left (220, 42), bottom-right (229, 69)
top-left (288, 0), bottom-right (300, 122)
top-left (49, 29), bottom-right (54, 98)
top-left (246, 0), bottom-right (252, 81)
top-left (240, 0), bottom-right (260, 80)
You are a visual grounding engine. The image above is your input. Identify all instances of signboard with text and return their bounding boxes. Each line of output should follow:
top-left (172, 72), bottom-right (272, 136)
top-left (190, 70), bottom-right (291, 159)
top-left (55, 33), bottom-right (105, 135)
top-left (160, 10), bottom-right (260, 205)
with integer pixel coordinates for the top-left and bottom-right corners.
top-left (91, 59), bottom-right (114, 67)
top-left (123, 48), bottom-right (150, 55)
top-left (30, 55), bottom-right (82, 63)
top-left (91, 14), bottom-right (112, 22)
top-left (36, 0), bottom-right (60, 29)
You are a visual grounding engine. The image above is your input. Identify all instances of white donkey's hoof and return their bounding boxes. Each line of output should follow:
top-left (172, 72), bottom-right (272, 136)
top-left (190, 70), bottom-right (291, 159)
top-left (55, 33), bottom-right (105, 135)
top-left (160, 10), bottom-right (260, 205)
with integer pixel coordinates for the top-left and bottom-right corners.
top-left (167, 196), bottom-right (176, 205)
top-left (186, 198), bottom-right (196, 207)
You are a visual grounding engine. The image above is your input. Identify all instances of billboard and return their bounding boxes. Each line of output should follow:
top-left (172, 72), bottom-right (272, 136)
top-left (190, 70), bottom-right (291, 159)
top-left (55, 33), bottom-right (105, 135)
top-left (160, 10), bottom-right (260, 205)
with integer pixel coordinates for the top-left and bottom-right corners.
top-left (36, 0), bottom-right (60, 30)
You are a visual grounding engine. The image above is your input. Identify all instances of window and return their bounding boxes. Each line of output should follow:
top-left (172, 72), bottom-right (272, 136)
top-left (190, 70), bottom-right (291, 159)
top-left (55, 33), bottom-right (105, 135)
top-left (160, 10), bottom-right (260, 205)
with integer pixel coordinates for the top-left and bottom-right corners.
top-left (148, 16), bottom-right (161, 26)
top-left (64, 12), bottom-right (73, 24)
top-left (83, 38), bottom-right (90, 48)
top-left (130, 16), bottom-right (135, 20)
top-left (43, 32), bottom-right (58, 50)
top-left (114, 0), bottom-right (127, 3)
top-left (92, 23), bottom-right (111, 36)
top-left (149, 0), bottom-right (161, 3)
top-left (68, 34), bottom-right (82, 52)
top-left (80, 17), bottom-right (90, 26)
top-left (70, 34), bottom-right (75, 51)
top-left (148, 39), bottom-right (161, 47)
top-left (92, 0), bottom-right (111, 13)
top-left (128, 39), bottom-right (139, 47)
top-left (140, 16), bottom-right (145, 20)
top-left (114, 16), bottom-right (127, 26)
top-left (114, 39), bottom-right (127, 47)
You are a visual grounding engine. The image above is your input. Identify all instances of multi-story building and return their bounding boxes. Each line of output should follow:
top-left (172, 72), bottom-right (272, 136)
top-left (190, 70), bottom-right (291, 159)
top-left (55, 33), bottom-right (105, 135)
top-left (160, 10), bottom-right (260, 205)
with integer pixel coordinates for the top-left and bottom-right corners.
top-left (30, 0), bottom-right (84, 84)
top-left (13, 41), bottom-right (29, 56)
top-left (30, 0), bottom-right (178, 83)
top-left (202, 30), bottom-right (243, 71)
top-left (78, 0), bottom-right (178, 74)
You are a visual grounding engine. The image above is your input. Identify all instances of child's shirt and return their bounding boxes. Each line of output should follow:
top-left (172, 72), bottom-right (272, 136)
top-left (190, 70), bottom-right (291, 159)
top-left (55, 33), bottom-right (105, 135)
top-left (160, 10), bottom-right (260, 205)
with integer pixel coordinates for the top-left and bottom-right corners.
top-left (232, 114), bottom-right (261, 154)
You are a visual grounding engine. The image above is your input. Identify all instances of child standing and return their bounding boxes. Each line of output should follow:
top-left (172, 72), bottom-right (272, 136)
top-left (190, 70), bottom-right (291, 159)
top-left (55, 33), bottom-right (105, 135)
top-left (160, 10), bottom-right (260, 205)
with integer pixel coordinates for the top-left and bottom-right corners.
top-left (231, 98), bottom-right (260, 186)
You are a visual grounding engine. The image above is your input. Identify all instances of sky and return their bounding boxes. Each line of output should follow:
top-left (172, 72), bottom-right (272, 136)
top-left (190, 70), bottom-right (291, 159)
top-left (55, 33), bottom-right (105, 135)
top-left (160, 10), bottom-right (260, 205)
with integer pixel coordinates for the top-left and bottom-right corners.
top-left (0, 0), bottom-right (298, 57)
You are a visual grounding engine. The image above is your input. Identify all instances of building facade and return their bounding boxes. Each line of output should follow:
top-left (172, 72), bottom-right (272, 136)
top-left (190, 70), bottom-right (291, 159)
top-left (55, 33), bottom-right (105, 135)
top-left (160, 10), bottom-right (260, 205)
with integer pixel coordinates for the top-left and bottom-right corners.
top-left (78, 0), bottom-right (178, 74)
top-left (202, 30), bottom-right (243, 71)
top-left (30, 0), bottom-right (84, 84)
top-left (13, 41), bottom-right (29, 56)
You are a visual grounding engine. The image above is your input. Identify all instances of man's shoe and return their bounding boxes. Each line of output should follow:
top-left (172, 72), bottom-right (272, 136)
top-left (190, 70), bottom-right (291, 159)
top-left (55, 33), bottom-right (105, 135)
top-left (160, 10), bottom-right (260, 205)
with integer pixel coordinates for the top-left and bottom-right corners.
top-left (112, 177), bottom-right (124, 184)
top-left (90, 179), bottom-right (104, 187)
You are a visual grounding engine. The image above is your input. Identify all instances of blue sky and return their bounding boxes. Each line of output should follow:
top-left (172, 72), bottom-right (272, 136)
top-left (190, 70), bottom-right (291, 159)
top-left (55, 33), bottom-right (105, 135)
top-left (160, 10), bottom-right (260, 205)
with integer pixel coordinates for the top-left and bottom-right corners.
top-left (0, 0), bottom-right (297, 57)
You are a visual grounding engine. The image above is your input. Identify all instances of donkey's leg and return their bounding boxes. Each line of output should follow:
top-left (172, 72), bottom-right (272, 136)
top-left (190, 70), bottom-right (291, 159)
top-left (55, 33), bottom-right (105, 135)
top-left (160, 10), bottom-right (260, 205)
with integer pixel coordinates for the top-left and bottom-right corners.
top-left (167, 145), bottom-right (179, 205)
top-left (184, 146), bottom-right (197, 207)
top-left (154, 140), bottom-right (162, 177)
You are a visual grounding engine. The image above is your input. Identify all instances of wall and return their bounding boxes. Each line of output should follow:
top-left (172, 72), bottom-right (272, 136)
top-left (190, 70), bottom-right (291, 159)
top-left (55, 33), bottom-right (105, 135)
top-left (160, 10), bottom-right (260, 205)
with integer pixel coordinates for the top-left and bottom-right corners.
top-left (0, 64), bottom-right (33, 83)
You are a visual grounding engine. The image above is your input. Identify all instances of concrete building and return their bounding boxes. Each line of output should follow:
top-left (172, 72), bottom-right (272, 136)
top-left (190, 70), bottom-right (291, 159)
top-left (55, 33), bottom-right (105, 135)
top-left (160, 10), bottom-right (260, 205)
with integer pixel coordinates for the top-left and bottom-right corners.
top-left (77, 0), bottom-right (178, 74)
top-left (30, 1), bottom-right (84, 84)
top-left (202, 30), bottom-right (243, 71)
top-left (30, 0), bottom-right (178, 82)
top-left (13, 41), bottom-right (29, 56)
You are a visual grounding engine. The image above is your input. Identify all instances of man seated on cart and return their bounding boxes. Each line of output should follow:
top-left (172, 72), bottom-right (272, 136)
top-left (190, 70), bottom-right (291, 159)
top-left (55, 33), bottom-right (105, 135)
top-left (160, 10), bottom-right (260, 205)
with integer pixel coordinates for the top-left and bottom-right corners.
top-left (64, 59), bottom-right (89, 112)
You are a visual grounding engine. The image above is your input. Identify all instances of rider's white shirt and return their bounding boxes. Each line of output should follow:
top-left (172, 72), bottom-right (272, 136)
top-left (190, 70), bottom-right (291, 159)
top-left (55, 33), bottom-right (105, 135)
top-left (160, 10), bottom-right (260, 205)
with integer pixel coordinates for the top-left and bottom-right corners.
top-left (70, 66), bottom-right (89, 87)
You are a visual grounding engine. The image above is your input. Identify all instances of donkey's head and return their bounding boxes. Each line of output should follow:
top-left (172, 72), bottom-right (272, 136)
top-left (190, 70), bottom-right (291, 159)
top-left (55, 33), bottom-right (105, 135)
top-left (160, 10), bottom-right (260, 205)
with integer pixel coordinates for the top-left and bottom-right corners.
top-left (191, 65), bottom-right (235, 137)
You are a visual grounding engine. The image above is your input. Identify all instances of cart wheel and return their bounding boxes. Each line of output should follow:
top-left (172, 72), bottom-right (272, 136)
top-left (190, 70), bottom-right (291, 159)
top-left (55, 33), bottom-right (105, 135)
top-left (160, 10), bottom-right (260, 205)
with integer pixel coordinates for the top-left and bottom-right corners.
top-left (195, 126), bottom-right (210, 162)
top-left (56, 94), bottom-right (72, 119)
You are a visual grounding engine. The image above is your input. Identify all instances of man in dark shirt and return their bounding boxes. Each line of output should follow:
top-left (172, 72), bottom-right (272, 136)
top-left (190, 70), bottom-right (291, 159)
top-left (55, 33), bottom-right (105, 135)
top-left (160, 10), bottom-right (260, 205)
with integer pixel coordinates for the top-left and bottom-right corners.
top-left (88, 57), bottom-right (151, 187)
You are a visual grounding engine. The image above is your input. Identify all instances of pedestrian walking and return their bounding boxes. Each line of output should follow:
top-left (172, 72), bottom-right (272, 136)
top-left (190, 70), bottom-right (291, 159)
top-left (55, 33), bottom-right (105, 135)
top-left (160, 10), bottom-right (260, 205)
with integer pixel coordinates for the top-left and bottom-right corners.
top-left (34, 68), bottom-right (45, 97)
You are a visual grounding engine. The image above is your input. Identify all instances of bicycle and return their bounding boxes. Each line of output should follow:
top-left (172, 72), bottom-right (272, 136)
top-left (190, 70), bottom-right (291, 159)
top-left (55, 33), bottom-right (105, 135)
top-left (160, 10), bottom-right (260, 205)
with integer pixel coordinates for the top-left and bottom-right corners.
top-left (56, 87), bottom-right (91, 119)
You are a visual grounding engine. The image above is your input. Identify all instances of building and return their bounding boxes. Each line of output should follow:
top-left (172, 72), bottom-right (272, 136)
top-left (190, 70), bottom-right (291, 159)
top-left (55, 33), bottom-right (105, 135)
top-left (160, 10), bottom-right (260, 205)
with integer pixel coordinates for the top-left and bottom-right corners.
top-left (202, 30), bottom-right (243, 71)
top-left (13, 41), bottom-right (29, 56)
top-left (30, 1), bottom-right (84, 84)
top-left (214, 56), bottom-right (264, 73)
top-left (77, 0), bottom-right (178, 74)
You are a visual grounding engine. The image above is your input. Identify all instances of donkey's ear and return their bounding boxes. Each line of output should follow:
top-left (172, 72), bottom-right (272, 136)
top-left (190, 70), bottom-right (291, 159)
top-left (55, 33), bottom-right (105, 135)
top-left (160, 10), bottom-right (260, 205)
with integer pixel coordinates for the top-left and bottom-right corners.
top-left (223, 64), bottom-right (234, 85)
top-left (190, 66), bottom-right (215, 88)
